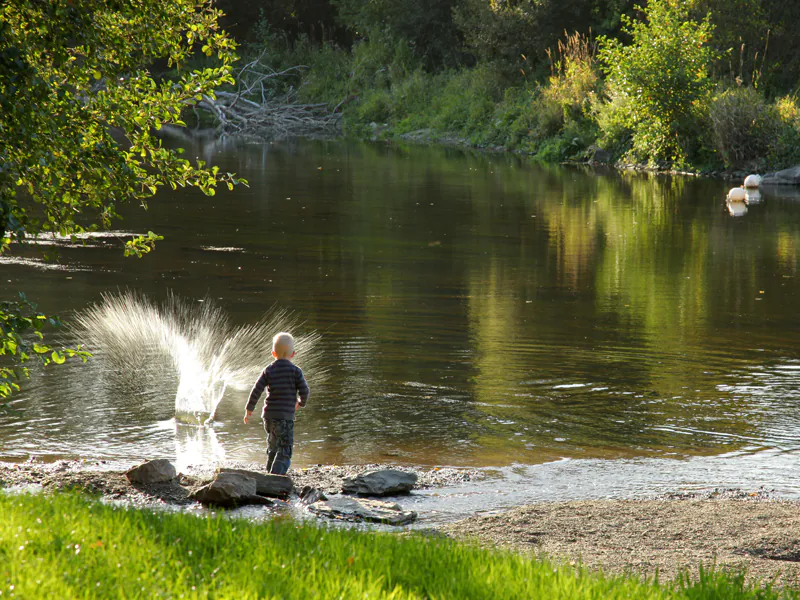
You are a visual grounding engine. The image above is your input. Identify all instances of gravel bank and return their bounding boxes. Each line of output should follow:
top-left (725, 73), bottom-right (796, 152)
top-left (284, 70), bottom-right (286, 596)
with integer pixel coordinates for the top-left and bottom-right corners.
top-left (0, 459), bottom-right (480, 508)
top-left (442, 489), bottom-right (800, 587)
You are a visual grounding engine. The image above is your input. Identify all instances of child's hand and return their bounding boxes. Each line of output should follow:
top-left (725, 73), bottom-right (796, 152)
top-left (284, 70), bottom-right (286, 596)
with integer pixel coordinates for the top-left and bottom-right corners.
top-left (244, 410), bottom-right (253, 424)
top-left (295, 401), bottom-right (300, 411)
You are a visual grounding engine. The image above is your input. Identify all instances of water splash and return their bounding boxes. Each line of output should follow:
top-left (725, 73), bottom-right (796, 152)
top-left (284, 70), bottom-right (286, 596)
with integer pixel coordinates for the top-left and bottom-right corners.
top-left (72, 291), bottom-right (326, 425)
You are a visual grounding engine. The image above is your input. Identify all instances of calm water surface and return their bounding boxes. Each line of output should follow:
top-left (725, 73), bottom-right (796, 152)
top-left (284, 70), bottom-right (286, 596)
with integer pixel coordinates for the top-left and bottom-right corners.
top-left (4, 139), bottom-right (800, 496)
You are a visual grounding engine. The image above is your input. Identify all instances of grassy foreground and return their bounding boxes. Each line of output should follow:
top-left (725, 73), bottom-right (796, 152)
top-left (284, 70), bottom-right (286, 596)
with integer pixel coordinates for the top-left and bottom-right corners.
top-left (0, 493), bottom-right (797, 599)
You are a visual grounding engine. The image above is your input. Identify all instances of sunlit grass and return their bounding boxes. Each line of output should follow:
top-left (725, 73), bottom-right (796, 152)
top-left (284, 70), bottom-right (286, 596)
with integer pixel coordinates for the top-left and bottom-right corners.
top-left (1, 493), bottom-right (797, 599)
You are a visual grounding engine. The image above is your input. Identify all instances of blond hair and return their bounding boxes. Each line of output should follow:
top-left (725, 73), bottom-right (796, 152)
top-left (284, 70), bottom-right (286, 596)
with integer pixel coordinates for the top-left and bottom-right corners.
top-left (272, 332), bottom-right (295, 359)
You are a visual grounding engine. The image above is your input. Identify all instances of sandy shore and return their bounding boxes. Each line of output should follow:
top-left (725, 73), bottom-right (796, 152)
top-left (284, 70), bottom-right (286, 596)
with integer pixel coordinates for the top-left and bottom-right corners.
top-left (442, 490), bottom-right (800, 587)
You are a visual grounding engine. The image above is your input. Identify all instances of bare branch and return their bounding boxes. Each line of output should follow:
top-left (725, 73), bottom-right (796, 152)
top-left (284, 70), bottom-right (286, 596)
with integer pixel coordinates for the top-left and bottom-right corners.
top-left (195, 56), bottom-right (343, 141)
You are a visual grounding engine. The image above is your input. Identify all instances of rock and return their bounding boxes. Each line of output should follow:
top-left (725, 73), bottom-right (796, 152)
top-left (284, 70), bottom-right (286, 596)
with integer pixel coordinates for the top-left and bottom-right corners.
top-left (342, 469), bottom-right (417, 496)
top-left (125, 459), bottom-right (177, 484)
top-left (216, 468), bottom-right (292, 498)
top-left (589, 146), bottom-right (611, 164)
top-left (190, 472), bottom-right (257, 508)
top-left (299, 485), bottom-right (327, 505)
top-left (761, 165), bottom-right (800, 186)
top-left (308, 497), bottom-right (417, 525)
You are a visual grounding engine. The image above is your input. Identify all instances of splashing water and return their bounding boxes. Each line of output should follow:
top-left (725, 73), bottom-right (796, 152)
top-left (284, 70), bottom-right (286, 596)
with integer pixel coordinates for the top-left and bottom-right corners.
top-left (72, 291), bottom-right (326, 425)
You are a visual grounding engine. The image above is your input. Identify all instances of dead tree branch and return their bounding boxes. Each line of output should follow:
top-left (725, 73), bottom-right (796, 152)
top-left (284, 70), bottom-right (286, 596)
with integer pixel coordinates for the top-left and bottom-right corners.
top-left (195, 53), bottom-right (343, 140)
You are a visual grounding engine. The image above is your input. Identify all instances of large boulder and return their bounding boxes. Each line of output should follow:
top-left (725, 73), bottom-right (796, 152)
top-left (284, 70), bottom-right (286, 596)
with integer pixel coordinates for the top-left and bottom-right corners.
top-left (125, 459), bottom-right (177, 484)
top-left (190, 472), bottom-right (258, 508)
top-left (342, 469), bottom-right (417, 496)
top-left (761, 166), bottom-right (800, 186)
top-left (308, 497), bottom-right (417, 525)
top-left (216, 468), bottom-right (292, 498)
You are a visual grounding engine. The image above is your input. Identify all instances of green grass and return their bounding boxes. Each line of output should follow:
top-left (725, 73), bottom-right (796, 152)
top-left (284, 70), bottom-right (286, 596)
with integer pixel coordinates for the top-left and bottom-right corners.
top-left (0, 493), bottom-right (796, 599)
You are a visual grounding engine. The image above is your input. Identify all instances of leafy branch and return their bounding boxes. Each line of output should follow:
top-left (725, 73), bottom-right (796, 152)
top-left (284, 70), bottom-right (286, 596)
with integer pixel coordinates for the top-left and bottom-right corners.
top-left (0, 294), bottom-right (90, 407)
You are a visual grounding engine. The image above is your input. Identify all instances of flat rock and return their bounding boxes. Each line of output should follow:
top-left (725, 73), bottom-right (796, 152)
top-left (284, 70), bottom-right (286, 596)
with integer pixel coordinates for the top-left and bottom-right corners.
top-left (761, 165), bottom-right (800, 186)
top-left (190, 472), bottom-right (257, 508)
top-left (309, 496), bottom-right (417, 525)
top-left (125, 459), bottom-right (177, 484)
top-left (342, 469), bottom-right (417, 496)
top-left (217, 468), bottom-right (292, 498)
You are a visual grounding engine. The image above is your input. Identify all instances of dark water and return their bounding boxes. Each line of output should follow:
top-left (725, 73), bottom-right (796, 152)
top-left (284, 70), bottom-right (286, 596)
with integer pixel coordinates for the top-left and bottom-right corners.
top-left (4, 138), bottom-right (800, 494)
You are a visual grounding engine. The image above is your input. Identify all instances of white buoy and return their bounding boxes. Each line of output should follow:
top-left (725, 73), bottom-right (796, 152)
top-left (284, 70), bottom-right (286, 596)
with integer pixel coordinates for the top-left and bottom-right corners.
top-left (744, 174), bottom-right (761, 189)
top-left (727, 199), bottom-right (747, 217)
top-left (727, 187), bottom-right (747, 201)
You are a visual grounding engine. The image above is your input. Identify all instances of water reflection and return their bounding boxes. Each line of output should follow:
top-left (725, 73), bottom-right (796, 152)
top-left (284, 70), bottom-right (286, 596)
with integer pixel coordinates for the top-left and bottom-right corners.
top-left (4, 140), bottom-right (800, 478)
top-left (727, 198), bottom-right (747, 217)
top-left (172, 422), bottom-right (225, 472)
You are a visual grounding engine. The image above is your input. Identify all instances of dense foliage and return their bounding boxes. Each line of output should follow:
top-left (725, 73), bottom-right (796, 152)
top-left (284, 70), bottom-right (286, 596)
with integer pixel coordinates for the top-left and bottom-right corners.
top-left (0, 0), bottom-right (245, 401)
top-left (220, 0), bottom-right (800, 171)
top-left (598, 0), bottom-right (716, 164)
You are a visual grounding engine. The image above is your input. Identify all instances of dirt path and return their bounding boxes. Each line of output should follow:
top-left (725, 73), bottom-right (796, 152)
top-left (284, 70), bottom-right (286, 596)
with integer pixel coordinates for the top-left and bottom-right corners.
top-left (442, 491), bottom-right (800, 586)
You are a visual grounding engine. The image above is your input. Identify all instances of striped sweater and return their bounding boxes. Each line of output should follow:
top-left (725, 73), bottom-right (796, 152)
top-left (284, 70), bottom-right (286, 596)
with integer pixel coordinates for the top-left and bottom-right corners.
top-left (246, 359), bottom-right (310, 420)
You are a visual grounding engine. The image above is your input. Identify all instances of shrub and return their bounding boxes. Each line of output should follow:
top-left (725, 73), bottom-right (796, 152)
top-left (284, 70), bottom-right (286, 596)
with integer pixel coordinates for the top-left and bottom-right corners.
top-left (355, 89), bottom-right (393, 124)
top-left (708, 86), bottom-right (780, 169)
top-left (430, 65), bottom-right (503, 134)
top-left (542, 31), bottom-right (599, 126)
top-left (297, 42), bottom-right (354, 104)
top-left (598, 0), bottom-right (717, 165)
top-left (768, 95), bottom-right (800, 168)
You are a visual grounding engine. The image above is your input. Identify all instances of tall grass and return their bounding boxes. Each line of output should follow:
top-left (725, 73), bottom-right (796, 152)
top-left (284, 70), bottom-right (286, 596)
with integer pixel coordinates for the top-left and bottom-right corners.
top-left (2, 493), bottom-right (799, 599)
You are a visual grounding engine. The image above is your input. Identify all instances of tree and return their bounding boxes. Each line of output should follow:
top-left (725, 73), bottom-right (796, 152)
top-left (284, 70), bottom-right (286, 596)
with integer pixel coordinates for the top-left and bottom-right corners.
top-left (0, 0), bottom-right (246, 402)
top-left (334, 0), bottom-right (465, 70)
top-left (598, 0), bottom-right (716, 164)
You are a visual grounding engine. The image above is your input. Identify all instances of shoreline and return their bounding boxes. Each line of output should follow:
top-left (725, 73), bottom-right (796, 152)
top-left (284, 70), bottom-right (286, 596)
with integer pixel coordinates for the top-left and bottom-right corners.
top-left (0, 458), bottom-right (481, 509)
top-left (4, 459), bottom-right (800, 586)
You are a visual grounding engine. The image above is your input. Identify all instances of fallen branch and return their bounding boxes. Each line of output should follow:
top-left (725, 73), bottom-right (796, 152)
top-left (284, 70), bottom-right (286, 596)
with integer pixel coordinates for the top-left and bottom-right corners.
top-left (196, 54), bottom-right (343, 140)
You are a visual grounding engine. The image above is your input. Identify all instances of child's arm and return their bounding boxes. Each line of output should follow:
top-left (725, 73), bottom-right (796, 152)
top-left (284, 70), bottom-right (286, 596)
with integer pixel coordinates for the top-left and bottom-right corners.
top-left (295, 367), bottom-right (310, 408)
top-left (244, 368), bottom-right (269, 424)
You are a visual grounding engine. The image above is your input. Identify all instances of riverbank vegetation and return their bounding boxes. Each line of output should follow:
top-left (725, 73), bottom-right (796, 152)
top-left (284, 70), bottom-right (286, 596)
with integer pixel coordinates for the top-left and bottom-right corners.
top-left (4, 492), bottom-right (800, 599)
top-left (211, 0), bottom-right (800, 173)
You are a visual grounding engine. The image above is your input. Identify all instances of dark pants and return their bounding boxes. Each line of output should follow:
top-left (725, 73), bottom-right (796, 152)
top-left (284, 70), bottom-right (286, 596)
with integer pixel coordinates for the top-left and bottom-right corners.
top-left (263, 418), bottom-right (294, 475)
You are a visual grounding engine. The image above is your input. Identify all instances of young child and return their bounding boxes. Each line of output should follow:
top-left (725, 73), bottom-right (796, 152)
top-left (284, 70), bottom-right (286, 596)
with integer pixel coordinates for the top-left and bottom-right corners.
top-left (243, 332), bottom-right (310, 475)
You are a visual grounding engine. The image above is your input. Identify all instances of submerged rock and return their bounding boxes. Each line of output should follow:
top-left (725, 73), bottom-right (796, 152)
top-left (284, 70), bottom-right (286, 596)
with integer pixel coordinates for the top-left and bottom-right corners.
top-left (217, 468), bottom-right (292, 498)
top-left (190, 471), bottom-right (259, 508)
top-left (125, 459), bottom-right (177, 484)
top-left (342, 469), bottom-right (417, 496)
top-left (309, 496), bottom-right (417, 525)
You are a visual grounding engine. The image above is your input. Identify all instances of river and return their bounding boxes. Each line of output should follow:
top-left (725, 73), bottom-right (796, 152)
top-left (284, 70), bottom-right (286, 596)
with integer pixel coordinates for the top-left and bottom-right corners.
top-left (3, 138), bottom-right (800, 498)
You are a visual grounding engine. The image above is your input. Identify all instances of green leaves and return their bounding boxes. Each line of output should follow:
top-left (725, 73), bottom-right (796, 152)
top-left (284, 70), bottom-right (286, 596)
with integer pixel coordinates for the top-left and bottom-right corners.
top-left (0, 294), bottom-right (90, 401)
top-left (0, 0), bottom-right (246, 402)
top-left (0, 0), bottom-right (245, 245)
top-left (124, 231), bottom-right (165, 257)
top-left (597, 0), bottom-right (717, 165)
